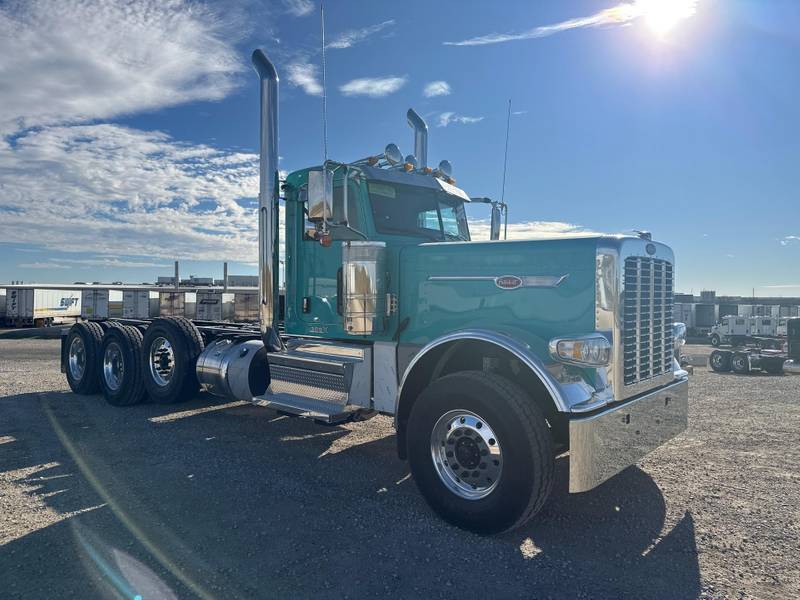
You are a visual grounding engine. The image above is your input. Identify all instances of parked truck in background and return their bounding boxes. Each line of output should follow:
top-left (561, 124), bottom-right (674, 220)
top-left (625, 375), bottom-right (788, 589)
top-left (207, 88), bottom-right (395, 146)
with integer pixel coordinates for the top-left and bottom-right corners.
top-left (60, 50), bottom-right (689, 534)
top-left (709, 317), bottom-right (800, 375)
top-left (709, 315), bottom-right (788, 348)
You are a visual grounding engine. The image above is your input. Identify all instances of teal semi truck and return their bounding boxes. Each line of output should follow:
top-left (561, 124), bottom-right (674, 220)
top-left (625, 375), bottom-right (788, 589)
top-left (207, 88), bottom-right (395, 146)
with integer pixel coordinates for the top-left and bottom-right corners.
top-left (62, 50), bottom-right (689, 534)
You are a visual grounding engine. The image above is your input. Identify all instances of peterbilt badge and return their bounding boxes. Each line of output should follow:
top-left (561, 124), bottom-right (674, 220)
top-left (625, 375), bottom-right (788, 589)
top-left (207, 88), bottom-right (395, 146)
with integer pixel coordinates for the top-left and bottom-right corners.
top-left (495, 275), bottom-right (523, 290)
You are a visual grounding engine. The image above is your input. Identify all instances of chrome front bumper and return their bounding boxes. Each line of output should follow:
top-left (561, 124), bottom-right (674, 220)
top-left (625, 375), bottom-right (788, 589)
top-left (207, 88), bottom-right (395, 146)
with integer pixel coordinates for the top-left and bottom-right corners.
top-left (568, 377), bottom-right (689, 493)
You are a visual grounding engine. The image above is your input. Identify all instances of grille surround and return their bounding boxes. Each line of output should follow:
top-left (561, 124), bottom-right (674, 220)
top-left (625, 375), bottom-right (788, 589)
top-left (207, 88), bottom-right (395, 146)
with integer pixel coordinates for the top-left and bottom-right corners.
top-left (596, 239), bottom-right (676, 402)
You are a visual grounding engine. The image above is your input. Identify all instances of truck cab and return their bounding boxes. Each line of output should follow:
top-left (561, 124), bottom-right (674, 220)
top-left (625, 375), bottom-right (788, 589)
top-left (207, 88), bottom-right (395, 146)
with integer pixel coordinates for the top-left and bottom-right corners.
top-left (283, 162), bottom-right (472, 340)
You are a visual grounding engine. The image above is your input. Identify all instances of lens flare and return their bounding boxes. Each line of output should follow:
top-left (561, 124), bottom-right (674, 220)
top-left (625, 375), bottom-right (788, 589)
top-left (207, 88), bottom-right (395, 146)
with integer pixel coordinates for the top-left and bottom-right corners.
top-left (638, 0), bottom-right (698, 36)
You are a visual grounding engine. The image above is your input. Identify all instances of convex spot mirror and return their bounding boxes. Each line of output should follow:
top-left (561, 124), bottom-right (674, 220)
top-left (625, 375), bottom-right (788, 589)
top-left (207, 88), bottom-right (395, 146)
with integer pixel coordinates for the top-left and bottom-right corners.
top-left (384, 143), bottom-right (403, 166)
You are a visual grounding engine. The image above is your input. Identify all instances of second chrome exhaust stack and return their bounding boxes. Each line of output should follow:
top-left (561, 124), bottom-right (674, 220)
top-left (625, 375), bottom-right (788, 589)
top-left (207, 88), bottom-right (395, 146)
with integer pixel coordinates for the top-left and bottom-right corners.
top-left (407, 109), bottom-right (428, 169)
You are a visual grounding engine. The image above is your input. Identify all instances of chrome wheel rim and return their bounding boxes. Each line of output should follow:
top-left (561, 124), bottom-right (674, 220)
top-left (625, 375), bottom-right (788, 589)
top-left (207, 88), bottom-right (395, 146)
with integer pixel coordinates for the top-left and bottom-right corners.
top-left (149, 337), bottom-right (175, 387)
top-left (430, 410), bottom-right (502, 501)
top-left (711, 354), bottom-right (724, 368)
top-left (103, 342), bottom-right (124, 392)
top-left (68, 336), bottom-right (86, 381)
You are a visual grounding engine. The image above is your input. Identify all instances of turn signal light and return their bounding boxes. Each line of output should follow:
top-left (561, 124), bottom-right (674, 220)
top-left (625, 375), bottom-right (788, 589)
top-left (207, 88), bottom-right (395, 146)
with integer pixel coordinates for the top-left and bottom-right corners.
top-left (549, 335), bottom-right (611, 367)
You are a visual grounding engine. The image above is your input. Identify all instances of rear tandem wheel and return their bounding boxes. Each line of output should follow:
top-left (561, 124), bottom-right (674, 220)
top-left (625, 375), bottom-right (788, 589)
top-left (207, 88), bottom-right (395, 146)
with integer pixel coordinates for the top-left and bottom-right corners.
top-left (709, 350), bottom-right (732, 373)
top-left (140, 317), bottom-right (204, 404)
top-left (99, 325), bottom-right (147, 406)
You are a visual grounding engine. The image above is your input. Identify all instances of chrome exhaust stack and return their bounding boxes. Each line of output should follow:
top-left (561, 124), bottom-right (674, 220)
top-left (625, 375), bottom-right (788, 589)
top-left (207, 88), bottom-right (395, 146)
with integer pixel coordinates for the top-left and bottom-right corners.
top-left (195, 49), bottom-right (278, 404)
top-left (251, 49), bottom-right (280, 335)
top-left (407, 109), bottom-right (428, 169)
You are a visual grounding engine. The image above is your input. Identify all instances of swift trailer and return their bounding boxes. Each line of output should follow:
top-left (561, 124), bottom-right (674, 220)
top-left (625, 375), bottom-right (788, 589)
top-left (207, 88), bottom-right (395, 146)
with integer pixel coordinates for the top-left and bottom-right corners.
top-left (7, 288), bottom-right (81, 327)
top-left (61, 50), bottom-right (689, 534)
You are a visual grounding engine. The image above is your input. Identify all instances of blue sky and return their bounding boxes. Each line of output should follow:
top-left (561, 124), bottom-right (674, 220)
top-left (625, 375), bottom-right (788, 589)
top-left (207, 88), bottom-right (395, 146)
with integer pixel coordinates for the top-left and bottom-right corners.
top-left (0, 0), bottom-right (798, 296)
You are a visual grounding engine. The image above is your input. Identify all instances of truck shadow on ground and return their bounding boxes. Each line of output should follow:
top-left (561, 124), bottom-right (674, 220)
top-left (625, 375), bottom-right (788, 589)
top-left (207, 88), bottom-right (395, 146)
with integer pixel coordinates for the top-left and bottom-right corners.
top-left (1, 390), bottom-right (701, 599)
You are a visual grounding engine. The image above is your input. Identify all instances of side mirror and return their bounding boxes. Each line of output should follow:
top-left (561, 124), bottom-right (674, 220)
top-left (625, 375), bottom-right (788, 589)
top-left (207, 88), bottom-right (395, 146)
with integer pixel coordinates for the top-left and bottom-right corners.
top-left (490, 205), bottom-right (502, 240)
top-left (307, 169), bottom-right (333, 223)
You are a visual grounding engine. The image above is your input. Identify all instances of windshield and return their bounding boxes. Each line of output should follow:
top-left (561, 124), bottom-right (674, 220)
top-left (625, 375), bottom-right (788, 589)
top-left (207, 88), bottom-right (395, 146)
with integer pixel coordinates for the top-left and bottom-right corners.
top-left (368, 181), bottom-right (470, 241)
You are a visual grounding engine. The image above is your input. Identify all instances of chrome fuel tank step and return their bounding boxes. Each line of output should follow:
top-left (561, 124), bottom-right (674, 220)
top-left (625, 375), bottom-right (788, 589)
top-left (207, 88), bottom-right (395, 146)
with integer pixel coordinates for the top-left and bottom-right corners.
top-left (253, 339), bottom-right (373, 423)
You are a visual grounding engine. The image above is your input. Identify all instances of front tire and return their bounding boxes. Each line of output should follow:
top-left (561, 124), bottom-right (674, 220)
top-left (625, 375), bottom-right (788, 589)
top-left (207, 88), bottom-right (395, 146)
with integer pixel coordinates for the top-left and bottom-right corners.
top-left (710, 334), bottom-right (721, 347)
top-left (407, 371), bottom-right (554, 535)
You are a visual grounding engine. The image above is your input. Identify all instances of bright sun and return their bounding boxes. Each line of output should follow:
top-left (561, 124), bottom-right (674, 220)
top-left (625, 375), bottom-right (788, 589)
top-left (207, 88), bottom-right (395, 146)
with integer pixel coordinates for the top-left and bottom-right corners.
top-left (638, 0), bottom-right (698, 36)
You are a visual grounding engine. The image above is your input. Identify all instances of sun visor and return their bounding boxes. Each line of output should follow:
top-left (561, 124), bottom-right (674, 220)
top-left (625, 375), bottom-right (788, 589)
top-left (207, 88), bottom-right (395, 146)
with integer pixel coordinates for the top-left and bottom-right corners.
top-left (360, 165), bottom-right (470, 202)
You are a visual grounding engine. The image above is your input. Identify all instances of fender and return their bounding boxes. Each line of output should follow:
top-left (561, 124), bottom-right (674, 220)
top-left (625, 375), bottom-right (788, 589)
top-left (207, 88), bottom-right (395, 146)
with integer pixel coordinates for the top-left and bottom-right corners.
top-left (395, 328), bottom-right (571, 423)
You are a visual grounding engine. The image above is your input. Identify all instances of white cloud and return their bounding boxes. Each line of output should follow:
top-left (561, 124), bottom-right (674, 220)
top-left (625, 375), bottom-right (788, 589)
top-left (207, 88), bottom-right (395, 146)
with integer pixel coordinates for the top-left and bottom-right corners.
top-left (0, 0), bottom-right (243, 136)
top-left (444, 0), bottom-right (698, 46)
top-left (438, 112), bottom-right (484, 127)
top-left (779, 235), bottom-right (799, 247)
top-left (468, 219), bottom-right (599, 241)
top-left (423, 81), bottom-right (452, 98)
top-left (0, 124), bottom-right (262, 262)
top-left (340, 76), bottom-right (407, 98)
top-left (19, 258), bottom-right (170, 269)
top-left (512, 110), bottom-right (528, 115)
top-left (287, 60), bottom-right (323, 96)
top-left (283, 0), bottom-right (314, 17)
top-left (17, 262), bottom-right (71, 270)
top-left (327, 19), bottom-right (395, 49)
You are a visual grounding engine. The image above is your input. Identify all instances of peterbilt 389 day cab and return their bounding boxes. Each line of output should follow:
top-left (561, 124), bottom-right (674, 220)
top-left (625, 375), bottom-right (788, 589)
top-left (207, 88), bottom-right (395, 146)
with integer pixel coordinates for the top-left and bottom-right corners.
top-left (61, 50), bottom-right (689, 534)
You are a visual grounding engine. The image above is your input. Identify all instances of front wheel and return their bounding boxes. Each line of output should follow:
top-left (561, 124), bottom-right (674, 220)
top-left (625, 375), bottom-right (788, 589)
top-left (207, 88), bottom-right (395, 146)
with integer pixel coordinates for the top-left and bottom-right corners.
top-left (407, 371), bottom-right (554, 535)
top-left (710, 334), bottom-right (721, 347)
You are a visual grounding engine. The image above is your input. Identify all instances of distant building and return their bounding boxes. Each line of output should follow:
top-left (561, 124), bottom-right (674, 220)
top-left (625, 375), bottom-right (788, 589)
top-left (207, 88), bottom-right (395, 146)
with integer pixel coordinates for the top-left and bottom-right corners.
top-left (226, 275), bottom-right (258, 287)
top-left (700, 290), bottom-right (716, 303)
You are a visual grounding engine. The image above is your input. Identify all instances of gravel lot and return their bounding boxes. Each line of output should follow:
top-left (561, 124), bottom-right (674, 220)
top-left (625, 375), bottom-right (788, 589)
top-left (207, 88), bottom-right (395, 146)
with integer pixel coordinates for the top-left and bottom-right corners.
top-left (1, 340), bottom-right (798, 599)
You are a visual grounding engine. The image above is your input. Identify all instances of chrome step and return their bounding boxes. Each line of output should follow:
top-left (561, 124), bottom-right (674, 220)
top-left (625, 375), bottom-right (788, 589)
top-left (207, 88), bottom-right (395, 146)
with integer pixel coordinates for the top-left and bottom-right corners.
top-left (253, 339), bottom-right (372, 423)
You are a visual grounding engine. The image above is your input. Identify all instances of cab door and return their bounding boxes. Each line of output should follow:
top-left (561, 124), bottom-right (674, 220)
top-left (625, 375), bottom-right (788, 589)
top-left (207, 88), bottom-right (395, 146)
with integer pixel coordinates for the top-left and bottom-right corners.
top-left (294, 177), bottom-right (365, 338)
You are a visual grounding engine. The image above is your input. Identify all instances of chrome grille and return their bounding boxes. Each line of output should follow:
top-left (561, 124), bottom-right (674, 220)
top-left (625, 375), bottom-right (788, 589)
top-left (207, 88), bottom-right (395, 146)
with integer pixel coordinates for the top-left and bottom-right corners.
top-left (623, 257), bottom-right (673, 386)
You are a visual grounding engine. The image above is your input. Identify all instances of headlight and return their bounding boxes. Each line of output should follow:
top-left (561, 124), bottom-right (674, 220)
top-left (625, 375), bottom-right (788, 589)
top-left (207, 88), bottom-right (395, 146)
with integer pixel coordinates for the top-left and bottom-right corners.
top-left (549, 335), bottom-right (611, 367)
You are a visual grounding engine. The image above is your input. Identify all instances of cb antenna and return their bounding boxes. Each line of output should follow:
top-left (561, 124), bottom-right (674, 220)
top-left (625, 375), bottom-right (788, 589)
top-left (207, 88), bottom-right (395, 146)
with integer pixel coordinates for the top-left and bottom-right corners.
top-left (321, 2), bottom-right (329, 163)
top-left (500, 98), bottom-right (512, 205)
top-left (500, 98), bottom-right (512, 239)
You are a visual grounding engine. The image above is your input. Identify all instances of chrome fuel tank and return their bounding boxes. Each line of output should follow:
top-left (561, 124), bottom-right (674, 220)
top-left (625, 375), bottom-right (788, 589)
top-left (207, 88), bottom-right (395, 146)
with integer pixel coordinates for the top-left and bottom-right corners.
top-left (196, 338), bottom-right (269, 401)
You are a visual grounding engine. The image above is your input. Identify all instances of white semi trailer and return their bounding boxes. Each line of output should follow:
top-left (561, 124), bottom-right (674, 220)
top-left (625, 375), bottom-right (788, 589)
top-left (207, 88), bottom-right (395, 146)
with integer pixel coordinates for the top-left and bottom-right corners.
top-left (5, 288), bottom-right (81, 327)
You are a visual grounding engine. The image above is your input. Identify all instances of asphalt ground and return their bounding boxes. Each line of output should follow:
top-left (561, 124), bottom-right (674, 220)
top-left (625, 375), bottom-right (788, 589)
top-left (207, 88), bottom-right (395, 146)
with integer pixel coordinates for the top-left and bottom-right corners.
top-left (1, 340), bottom-right (798, 599)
